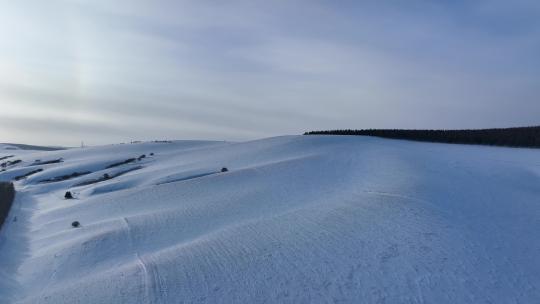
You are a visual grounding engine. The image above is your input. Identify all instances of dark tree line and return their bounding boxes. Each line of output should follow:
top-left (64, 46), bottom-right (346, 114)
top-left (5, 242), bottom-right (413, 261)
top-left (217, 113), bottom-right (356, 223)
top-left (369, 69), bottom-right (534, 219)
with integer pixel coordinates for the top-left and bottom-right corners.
top-left (304, 126), bottom-right (540, 148)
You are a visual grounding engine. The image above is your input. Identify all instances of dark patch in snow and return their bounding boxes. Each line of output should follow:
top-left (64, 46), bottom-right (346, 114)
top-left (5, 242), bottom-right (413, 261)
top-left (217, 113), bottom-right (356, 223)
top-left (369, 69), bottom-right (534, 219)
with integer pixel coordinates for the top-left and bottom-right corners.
top-left (14, 169), bottom-right (44, 181)
top-left (1, 159), bottom-right (22, 169)
top-left (106, 158), bottom-right (137, 169)
top-left (39, 171), bottom-right (92, 183)
top-left (156, 171), bottom-right (219, 185)
top-left (0, 182), bottom-right (15, 231)
top-left (0, 155), bottom-right (14, 161)
top-left (73, 166), bottom-right (143, 187)
top-left (29, 159), bottom-right (63, 166)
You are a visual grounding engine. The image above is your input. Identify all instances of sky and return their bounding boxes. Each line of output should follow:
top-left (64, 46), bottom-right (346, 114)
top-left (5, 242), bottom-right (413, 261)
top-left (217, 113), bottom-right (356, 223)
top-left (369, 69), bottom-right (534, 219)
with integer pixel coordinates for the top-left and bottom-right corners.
top-left (1, 0), bottom-right (539, 146)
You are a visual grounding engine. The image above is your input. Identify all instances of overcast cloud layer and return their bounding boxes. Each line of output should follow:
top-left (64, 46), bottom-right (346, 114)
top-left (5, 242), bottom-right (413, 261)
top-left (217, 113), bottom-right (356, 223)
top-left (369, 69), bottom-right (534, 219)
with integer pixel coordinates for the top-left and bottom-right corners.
top-left (1, 0), bottom-right (539, 146)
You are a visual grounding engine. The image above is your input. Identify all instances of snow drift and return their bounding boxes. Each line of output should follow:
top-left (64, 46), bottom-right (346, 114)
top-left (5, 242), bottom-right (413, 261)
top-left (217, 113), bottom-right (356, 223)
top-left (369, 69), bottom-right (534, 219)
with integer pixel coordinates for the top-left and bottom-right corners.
top-left (0, 136), bottom-right (539, 303)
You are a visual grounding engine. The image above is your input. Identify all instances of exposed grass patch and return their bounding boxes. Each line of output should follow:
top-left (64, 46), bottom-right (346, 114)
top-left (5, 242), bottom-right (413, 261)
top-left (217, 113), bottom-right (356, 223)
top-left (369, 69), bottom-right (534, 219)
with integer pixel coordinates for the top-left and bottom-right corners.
top-left (0, 155), bottom-right (14, 161)
top-left (14, 169), bottom-right (44, 181)
top-left (39, 171), bottom-right (92, 183)
top-left (29, 158), bottom-right (63, 166)
top-left (156, 171), bottom-right (218, 185)
top-left (73, 166), bottom-right (143, 187)
top-left (106, 158), bottom-right (137, 169)
top-left (65, 191), bottom-right (74, 199)
top-left (0, 182), bottom-right (15, 231)
top-left (1, 159), bottom-right (22, 169)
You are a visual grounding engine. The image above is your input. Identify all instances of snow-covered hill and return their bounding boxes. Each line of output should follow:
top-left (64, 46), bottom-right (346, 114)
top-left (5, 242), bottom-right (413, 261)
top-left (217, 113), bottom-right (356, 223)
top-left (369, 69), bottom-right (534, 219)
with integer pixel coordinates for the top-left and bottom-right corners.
top-left (0, 136), bottom-right (539, 303)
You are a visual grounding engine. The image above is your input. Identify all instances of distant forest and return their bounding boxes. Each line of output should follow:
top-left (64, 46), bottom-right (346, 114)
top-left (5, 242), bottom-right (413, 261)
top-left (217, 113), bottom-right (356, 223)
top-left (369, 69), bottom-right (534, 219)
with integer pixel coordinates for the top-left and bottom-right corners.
top-left (304, 126), bottom-right (540, 148)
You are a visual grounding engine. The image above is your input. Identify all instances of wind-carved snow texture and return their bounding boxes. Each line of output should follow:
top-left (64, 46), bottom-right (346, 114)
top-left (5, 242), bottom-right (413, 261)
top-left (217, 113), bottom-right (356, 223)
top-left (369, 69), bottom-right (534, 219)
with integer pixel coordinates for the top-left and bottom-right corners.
top-left (0, 137), bottom-right (539, 303)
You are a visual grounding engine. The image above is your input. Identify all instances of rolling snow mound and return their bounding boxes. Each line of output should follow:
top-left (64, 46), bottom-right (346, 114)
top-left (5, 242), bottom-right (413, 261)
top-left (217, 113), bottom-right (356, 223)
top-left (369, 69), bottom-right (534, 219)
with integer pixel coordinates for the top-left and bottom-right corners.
top-left (0, 136), bottom-right (539, 303)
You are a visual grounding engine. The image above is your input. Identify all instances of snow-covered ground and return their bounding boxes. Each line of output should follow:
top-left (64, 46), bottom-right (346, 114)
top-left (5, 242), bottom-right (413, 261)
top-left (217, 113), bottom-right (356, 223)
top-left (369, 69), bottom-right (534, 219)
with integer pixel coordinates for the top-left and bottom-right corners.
top-left (0, 136), bottom-right (539, 303)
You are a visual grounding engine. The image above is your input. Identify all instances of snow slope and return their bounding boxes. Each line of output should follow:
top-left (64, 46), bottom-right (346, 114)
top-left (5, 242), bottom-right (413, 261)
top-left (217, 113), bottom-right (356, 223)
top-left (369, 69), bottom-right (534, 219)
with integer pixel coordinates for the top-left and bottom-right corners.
top-left (0, 136), bottom-right (539, 303)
